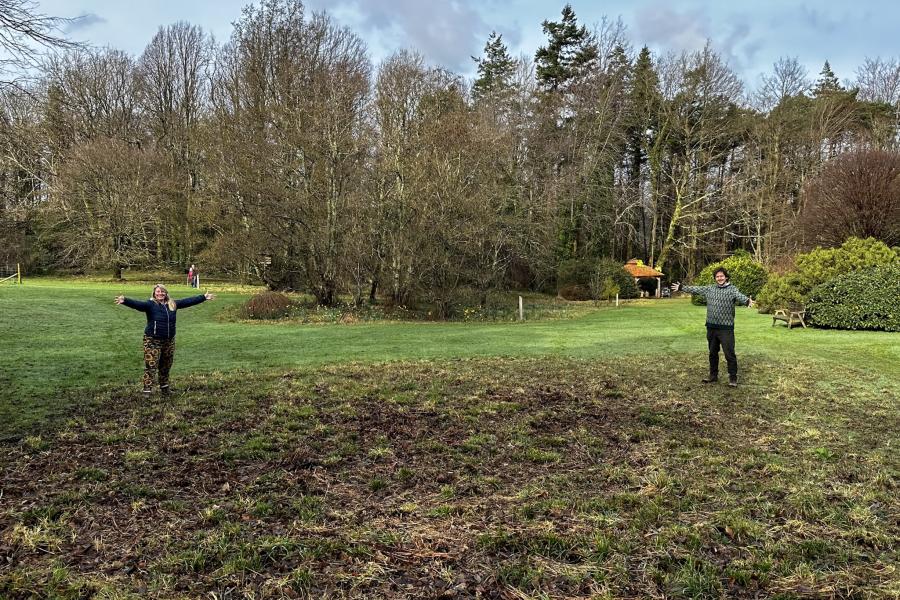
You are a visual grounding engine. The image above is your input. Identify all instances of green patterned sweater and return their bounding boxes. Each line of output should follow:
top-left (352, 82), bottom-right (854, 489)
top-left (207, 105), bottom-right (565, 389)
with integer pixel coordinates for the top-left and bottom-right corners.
top-left (681, 283), bottom-right (751, 329)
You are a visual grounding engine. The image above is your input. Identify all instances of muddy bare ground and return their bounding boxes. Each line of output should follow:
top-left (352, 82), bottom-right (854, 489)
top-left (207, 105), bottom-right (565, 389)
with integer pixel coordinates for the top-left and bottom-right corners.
top-left (1, 357), bottom-right (898, 598)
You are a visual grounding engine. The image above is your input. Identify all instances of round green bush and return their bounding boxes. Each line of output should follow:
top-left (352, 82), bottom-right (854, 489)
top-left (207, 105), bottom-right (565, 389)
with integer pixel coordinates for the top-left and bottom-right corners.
top-left (591, 258), bottom-right (639, 300)
top-left (758, 237), bottom-right (900, 312)
top-left (755, 272), bottom-right (806, 314)
top-left (558, 258), bottom-right (639, 300)
top-left (691, 253), bottom-right (769, 306)
top-left (241, 291), bottom-right (294, 319)
top-left (806, 265), bottom-right (900, 331)
top-left (795, 237), bottom-right (899, 291)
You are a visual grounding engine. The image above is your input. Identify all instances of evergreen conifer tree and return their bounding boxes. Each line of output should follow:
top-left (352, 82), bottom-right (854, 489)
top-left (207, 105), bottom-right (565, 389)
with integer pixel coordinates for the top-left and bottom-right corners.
top-left (534, 4), bottom-right (598, 92)
top-left (814, 61), bottom-right (843, 96)
top-left (472, 32), bottom-right (516, 102)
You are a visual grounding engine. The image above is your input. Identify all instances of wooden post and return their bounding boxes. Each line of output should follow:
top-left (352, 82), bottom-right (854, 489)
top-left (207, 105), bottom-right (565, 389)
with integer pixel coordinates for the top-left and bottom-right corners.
top-left (17, 263), bottom-right (21, 284)
top-left (518, 296), bottom-right (524, 321)
top-left (615, 293), bottom-right (619, 307)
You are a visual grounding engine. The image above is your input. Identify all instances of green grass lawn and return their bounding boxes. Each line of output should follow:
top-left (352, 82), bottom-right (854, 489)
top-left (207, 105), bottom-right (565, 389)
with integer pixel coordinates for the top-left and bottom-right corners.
top-left (2, 279), bottom-right (897, 426)
top-left (1, 279), bottom-right (898, 598)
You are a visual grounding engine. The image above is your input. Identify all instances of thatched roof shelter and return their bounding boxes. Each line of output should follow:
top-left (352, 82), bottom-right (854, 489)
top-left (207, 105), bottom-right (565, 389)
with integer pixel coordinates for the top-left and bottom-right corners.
top-left (623, 259), bottom-right (664, 298)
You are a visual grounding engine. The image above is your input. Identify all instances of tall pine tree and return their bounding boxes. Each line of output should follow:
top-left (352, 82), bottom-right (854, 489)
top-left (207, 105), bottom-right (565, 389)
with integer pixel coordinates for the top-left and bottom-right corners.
top-left (813, 61), bottom-right (843, 97)
top-left (472, 32), bottom-right (516, 103)
top-left (624, 46), bottom-right (662, 260)
top-left (534, 5), bottom-right (598, 92)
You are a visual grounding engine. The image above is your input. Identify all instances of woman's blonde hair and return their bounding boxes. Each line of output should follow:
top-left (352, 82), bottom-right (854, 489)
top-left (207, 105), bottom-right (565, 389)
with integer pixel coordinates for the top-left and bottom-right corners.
top-left (151, 284), bottom-right (177, 310)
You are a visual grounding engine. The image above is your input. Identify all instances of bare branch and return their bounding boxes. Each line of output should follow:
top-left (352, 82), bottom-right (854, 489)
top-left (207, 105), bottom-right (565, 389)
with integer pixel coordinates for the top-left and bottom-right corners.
top-left (0, 0), bottom-right (82, 86)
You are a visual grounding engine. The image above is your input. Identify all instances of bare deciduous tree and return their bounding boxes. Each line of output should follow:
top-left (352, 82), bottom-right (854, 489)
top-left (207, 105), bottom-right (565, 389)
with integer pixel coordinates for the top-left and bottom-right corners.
top-left (210, 0), bottom-right (370, 303)
top-left (753, 56), bottom-right (810, 111)
top-left (44, 48), bottom-right (142, 144)
top-left (654, 43), bottom-right (744, 275)
top-left (854, 57), bottom-right (900, 105)
top-left (47, 139), bottom-right (163, 278)
top-left (801, 149), bottom-right (900, 247)
top-left (138, 21), bottom-right (213, 263)
top-left (0, 0), bottom-right (80, 87)
top-left (0, 85), bottom-right (43, 263)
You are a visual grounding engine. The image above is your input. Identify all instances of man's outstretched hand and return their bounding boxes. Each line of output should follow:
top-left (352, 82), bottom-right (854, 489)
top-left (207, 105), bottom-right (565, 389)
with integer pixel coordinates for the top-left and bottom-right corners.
top-left (748, 297), bottom-right (756, 308)
top-left (670, 282), bottom-right (682, 292)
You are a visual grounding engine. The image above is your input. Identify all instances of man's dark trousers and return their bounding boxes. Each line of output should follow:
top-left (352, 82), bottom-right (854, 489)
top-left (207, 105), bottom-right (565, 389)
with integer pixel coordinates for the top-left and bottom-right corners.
top-left (706, 327), bottom-right (737, 379)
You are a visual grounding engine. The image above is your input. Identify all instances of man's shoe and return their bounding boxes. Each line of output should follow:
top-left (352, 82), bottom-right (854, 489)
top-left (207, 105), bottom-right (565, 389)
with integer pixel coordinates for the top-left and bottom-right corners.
top-left (142, 387), bottom-right (152, 398)
top-left (702, 376), bottom-right (718, 383)
top-left (728, 378), bottom-right (738, 387)
top-left (160, 385), bottom-right (170, 397)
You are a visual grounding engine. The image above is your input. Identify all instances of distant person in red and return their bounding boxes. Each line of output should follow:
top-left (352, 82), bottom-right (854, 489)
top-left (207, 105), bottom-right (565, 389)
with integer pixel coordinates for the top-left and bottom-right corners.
top-left (115, 284), bottom-right (215, 397)
top-left (188, 264), bottom-right (195, 287)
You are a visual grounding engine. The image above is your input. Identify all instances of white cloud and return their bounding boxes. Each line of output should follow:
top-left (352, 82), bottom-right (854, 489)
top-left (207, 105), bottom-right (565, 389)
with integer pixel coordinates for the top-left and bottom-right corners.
top-left (64, 12), bottom-right (107, 34)
top-left (634, 4), bottom-right (710, 53)
top-left (307, 0), bottom-right (490, 72)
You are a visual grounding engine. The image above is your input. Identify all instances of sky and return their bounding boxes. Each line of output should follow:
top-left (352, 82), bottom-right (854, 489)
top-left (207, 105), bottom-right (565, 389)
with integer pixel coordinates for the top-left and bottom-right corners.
top-left (35, 0), bottom-right (900, 91)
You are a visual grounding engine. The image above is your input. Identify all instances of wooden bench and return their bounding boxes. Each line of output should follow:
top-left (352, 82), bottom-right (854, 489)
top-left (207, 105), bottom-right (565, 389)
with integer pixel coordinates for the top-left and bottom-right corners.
top-left (772, 305), bottom-right (807, 329)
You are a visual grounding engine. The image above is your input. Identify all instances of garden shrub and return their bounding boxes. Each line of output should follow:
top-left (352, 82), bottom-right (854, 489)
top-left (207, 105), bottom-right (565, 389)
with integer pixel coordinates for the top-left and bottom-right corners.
top-left (795, 237), bottom-right (899, 290)
top-left (806, 265), bottom-right (900, 331)
top-left (602, 278), bottom-right (620, 301)
top-left (559, 258), bottom-right (638, 301)
top-left (241, 291), bottom-right (294, 319)
top-left (757, 237), bottom-right (900, 312)
top-left (590, 258), bottom-right (639, 300)
top-left (691, 252), bottom-right (768, 306)
top-left (556, 259), bottom-right (594, 292)
top-left (755, 273), bottom-right (805, 313)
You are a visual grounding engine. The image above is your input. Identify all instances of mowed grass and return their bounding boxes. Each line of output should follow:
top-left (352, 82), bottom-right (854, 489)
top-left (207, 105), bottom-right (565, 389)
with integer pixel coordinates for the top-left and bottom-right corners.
top-left (0, 279), bottom-right (898, 598)
top-left (2, 278), bottom-right (897, 436)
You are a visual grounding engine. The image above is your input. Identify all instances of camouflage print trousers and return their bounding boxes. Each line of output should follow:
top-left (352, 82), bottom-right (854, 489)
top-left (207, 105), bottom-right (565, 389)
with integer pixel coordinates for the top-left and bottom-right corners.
top-left (142, 335), bottom-right (175, 390)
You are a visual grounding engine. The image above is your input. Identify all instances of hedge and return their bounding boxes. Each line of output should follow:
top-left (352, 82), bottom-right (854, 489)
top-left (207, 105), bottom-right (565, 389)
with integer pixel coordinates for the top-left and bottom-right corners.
top-left (558, 258), bottom-right (638, 301)
top-left (691, 253), bottom-right (768, 306)
top-left (591, 259), bottom-right (639, 300)
top-left (806, 265), bottom-right (900, 331)
top-left (757, 237), bottom-right (899, 313)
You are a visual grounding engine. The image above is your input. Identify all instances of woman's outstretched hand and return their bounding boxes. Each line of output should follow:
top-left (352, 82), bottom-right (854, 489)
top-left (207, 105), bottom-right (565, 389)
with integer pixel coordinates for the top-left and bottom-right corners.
top-left (204, 292), bottom-right (216, 301)
top-left (115, 295), bottom-right (125, 305)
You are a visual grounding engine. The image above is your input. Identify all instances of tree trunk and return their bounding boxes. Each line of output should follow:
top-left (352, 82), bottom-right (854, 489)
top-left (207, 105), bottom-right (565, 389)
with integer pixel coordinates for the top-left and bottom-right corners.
top-left (369, 277), bottom-right (378, 304)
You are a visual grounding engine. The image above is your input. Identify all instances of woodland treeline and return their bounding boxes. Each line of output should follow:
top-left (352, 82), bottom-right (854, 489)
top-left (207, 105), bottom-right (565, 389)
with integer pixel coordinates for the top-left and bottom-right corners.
top-left (1, 0), bottom-right (899, 309)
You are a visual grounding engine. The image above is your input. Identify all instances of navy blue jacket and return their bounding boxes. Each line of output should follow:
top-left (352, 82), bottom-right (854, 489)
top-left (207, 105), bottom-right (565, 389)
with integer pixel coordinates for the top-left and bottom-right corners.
top-left (122, 295), bottom-right (206, 339)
